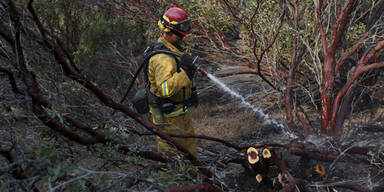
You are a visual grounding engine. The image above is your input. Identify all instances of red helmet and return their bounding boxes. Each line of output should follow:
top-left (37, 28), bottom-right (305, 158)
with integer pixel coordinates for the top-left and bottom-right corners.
top-left (158, 7), bottom-right (192, 36)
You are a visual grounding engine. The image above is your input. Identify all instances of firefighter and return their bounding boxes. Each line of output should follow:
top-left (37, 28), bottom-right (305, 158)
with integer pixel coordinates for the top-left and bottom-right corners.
top-left (148, 7), bottom-right (198, 158)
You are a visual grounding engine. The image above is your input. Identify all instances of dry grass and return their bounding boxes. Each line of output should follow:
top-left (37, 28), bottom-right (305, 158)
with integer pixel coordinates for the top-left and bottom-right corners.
top-left (189, 89), bottom-right (284, 148)
top-left (190, 102), bottom-right (263, 143)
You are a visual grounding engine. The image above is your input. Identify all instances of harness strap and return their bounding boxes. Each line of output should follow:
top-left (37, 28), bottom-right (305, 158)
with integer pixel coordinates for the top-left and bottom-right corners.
top-left (144, 43), bottom-right (187, 110)
top-left (119, 43), bottom-right (181, 105)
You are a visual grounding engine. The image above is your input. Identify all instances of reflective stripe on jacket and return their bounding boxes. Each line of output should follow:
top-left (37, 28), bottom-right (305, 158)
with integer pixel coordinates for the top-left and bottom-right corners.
top-left (148, 37), bottom-right (193, 116)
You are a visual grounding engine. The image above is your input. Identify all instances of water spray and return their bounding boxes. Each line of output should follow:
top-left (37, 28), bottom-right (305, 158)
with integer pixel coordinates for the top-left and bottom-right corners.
top-left (192, 56), bottom-right (297, 139)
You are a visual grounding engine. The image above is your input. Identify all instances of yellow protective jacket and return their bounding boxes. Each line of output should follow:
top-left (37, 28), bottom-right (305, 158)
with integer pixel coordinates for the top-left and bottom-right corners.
top-left (148, 37), bottom-right (194, 119)
top-left (148, 37), bottom-right (198, 158)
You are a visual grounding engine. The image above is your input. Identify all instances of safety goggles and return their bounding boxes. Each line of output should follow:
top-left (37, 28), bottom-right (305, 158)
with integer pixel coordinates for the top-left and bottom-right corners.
top-left (162, 16), bottom-right (191, 33)
top-left (174, 18), bottom-right (191, 32)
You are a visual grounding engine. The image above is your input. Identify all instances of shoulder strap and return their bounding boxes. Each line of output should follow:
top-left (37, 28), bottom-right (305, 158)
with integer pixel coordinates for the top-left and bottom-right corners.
top-left (143, 42), bottom-right (182, 84)
top-left (119, 42), bottom-right (182, 104)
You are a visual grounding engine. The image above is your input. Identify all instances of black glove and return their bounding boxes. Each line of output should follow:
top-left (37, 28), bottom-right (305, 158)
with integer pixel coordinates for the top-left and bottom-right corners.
top-left (180, 54), bottom-right (197, 80)
top-left (188, 87), bottom-right (199, 107)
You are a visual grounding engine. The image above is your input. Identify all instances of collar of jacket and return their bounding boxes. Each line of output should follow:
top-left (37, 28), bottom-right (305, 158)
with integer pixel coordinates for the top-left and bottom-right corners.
top-left (158, 37), bottom-right (185, 55)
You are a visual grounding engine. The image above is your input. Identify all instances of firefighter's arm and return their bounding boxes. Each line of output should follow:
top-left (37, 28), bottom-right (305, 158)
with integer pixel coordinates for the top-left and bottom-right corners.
top-left (152, 54), bottom-right (191, 98)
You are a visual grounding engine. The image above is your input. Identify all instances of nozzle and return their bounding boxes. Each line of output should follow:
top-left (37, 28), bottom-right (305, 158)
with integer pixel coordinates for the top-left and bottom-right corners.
top-left (197, 66), bottom-right (208, 76)
top-left (192, 56), bottom-right (199, 67)
top-left (191, 56), bottom-right (208, 76)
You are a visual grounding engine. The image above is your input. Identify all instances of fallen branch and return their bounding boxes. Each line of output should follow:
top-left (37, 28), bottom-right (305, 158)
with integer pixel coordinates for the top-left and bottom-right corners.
top-left (290, 140), bottom-right (378, 164)
top-left (132, 130), bottom-right (289, 150)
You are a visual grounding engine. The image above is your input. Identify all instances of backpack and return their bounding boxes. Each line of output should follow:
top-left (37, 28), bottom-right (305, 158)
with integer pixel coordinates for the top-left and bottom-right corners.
top-left (130, 43), bottom-right (181, 114)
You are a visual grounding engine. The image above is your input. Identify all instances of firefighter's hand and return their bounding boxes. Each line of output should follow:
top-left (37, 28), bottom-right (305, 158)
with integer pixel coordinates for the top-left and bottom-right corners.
top-left (180, 54), bottom-right (197, 80)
